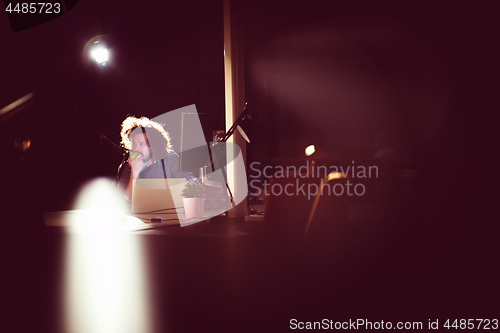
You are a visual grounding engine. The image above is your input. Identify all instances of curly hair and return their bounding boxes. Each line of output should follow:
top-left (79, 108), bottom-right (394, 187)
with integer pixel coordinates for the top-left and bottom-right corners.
top-left (120, 116), bottom-right (172, 158)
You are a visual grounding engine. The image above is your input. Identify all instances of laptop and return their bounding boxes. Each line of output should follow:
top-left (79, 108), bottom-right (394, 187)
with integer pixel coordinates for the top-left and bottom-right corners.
top-left (131, 178), bottom-right (187, 225)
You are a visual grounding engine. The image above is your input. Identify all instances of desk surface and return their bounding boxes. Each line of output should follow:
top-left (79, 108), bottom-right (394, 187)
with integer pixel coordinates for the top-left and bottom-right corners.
top-left (4, 209), bottom-right (498, 333)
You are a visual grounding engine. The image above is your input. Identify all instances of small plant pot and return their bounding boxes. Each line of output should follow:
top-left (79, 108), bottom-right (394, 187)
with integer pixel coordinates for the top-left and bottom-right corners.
top-left (182, 197), bottom-right (205, 220)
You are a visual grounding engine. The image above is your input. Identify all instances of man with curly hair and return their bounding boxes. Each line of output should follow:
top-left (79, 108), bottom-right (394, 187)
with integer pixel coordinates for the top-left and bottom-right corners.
top-left (119, 116), bottom-right (196, 202)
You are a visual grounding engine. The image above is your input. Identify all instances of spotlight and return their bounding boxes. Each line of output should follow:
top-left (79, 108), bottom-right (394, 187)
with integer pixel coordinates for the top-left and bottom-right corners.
top-left (84, 35), bottom-right (112, 67)
top-left (305, 145), bottom-right (315, 157)
top-left (90, 42), bottom-right (109, 65)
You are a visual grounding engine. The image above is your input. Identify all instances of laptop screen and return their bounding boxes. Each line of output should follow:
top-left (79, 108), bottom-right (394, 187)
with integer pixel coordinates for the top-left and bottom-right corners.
top-left (131, 178), bottom-right (187, 222)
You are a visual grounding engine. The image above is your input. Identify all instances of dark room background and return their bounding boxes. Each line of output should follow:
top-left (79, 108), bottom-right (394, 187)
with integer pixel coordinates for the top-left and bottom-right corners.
top-left (0, 0), bottom-right (483, 220)
top-left (1, 2), bottom-right (497, 332)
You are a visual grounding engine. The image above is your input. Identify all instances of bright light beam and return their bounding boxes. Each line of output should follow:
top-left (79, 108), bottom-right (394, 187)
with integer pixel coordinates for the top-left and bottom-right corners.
top-left (90, 45), bottom-right (109, 64)
top-left (64, 178), bottom-right (152, 333)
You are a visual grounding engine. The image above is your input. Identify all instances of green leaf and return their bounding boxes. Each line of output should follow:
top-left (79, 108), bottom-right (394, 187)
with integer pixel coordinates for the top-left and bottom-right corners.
top-left (181, 182), bottom-right (206, 198)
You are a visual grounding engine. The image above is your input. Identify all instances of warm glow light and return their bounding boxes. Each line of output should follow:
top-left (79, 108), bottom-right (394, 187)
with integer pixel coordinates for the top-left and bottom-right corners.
top-left (0, 92), bottom-right (34, 117)
top-left (327, 172), bottom-right (343, 180)
top-left (64, 234), bottom-right (152, 333)
top-left (305, 145), bottom-right (315, 156)
top-left (73, 178), bottom-right (126, 211)
top-left (71, 178), bottom-right (129, 232)
top-left (64, 178), bottom-right (152, 333)
top-left (15, 138), bottom-right (31, 152)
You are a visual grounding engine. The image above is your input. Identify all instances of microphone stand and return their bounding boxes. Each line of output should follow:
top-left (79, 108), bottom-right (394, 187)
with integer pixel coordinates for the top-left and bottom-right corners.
top-left (220, 102), bottom-right (252, 143)
top-left (207, 102), bottom-right (253, 210)
top-left (100, 135), bottom-right (123, 154)
top-left (98, 135), bottom-right (129, 183)
top-left (116, 151), bottom-right (129, 183)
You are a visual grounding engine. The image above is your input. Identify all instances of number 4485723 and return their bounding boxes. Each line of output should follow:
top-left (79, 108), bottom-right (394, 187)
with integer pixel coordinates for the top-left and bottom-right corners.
top-left (444, 319), bottom-right (498, 330)
top-left (5, 3), bottom-right (61, 14)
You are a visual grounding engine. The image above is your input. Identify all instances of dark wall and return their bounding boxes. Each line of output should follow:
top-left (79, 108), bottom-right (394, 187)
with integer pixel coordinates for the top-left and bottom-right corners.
top-left (1, 0), bottom-right (225, 213)
top-left (0, 0), bottom-right (489, 215)
top-left (242, 1), bottom-right (453, 161)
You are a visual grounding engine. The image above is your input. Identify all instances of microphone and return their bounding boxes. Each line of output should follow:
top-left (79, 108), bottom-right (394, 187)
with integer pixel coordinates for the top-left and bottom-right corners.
top-left (116, 150), bottom-right (139, 182)
top-left (99, 134), bottom-right (123, 154)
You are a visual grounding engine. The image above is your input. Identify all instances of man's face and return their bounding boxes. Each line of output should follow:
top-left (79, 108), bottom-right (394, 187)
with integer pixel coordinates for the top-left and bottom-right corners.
top-left (131, 132), bottom-right (152, 163)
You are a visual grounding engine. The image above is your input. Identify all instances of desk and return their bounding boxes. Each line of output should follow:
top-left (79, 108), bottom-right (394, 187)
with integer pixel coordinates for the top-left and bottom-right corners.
top-left (4, 209), bottom-right (498, 333)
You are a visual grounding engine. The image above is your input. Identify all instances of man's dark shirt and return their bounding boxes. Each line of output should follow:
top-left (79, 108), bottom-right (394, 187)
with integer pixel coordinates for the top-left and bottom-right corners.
top-left (138, 151), bottom-right (196, 180)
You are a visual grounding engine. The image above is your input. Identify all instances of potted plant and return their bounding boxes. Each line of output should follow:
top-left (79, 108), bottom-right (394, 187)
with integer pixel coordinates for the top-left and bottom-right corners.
top-left (181, 182), bottom-right (206, 219)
